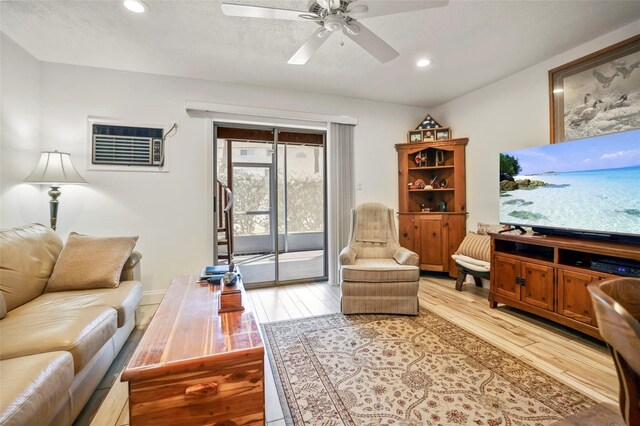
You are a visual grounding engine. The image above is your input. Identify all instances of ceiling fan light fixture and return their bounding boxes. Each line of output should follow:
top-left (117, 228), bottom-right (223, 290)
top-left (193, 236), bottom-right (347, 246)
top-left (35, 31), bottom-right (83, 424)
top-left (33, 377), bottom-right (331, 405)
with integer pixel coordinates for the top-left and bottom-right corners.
top-left (323, 14), bottom-right (343, 32)
top-left (123, 0), bottom-right (147, 14)
top-left (417, 58), bottom-right (431, 68)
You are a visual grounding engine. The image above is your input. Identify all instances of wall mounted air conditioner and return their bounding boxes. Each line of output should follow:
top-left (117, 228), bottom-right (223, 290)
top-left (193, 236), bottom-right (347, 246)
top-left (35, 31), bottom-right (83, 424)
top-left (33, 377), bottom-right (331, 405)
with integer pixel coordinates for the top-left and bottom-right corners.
top-left (91, 123), bottom-right (164, 167)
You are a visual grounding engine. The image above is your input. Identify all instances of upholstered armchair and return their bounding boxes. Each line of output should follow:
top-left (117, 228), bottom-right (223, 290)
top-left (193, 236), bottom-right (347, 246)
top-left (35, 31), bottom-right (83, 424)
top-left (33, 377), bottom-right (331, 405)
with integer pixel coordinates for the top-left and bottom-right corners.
top-left (339, 203), bottom-right (420, 315)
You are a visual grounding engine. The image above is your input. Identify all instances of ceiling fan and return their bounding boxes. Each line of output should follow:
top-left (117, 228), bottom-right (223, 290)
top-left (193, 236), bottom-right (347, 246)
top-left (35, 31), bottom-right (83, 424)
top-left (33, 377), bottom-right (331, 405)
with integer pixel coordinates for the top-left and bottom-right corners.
top-left (220, 0), bottom-right (449, 65)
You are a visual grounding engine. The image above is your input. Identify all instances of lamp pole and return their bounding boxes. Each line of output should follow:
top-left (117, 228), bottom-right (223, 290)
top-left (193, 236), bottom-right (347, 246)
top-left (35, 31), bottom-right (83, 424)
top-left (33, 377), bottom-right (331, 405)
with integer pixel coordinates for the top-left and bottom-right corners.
top-left (48, 186), bottom-right (61, 230)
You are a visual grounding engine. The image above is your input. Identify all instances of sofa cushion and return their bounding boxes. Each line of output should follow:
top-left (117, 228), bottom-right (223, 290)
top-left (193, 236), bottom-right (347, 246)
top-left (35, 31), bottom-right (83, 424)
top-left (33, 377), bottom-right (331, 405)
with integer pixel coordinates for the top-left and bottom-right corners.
top-left (0, 352), bottom-right (73, 426)
top-left (341, 259), bottom-right (419, 283)
top-left (0, 306), bottom-right (117, 373)
top-left (47, 232), bottom-right (138, 291)
top-left (7, 281), bottom-right (142, 328)
top-left (0, 224), bottom-right (63, 311)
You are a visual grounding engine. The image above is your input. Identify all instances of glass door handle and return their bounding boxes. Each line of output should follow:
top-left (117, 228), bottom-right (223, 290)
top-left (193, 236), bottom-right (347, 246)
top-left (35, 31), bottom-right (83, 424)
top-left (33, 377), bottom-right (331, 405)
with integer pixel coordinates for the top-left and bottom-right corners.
top-left (244, 210), bottom-right (270, 215)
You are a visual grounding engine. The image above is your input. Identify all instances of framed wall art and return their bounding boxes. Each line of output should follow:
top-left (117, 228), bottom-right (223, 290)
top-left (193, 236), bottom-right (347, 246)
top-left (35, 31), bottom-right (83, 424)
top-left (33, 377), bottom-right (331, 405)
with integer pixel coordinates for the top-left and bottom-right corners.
top-left (549, 34), bottom-right (640, 143)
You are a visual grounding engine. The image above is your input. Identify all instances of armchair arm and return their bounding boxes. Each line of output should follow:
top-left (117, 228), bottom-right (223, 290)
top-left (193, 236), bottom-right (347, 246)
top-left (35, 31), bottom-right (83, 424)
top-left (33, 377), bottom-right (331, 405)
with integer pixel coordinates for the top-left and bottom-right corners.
top-left (394, 247), bottom-right (419, 266)
top-left (120, 251), bottom-right (142, 282)
top-left (339, 246), bottom-right (357, 266)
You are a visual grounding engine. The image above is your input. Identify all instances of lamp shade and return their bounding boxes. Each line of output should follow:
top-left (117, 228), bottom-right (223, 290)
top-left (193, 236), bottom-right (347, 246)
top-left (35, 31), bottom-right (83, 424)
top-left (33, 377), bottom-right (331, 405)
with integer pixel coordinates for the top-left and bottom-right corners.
top-left (24, 151), bottom-right (87, 185)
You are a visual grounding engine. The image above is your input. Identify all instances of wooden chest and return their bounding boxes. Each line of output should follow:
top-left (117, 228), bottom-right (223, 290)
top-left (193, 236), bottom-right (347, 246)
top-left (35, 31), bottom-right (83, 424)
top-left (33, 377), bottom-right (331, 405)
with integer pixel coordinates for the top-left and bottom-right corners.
top-left (122, 275), bottom-right (264, 425)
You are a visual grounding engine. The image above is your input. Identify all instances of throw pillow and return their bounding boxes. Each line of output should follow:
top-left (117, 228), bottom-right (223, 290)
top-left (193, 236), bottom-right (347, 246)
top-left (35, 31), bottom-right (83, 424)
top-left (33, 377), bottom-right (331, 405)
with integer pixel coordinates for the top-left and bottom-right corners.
top-left (46, 232), bottom-right (138, 291)
top-left (455, 232), bottom-right (491, 262)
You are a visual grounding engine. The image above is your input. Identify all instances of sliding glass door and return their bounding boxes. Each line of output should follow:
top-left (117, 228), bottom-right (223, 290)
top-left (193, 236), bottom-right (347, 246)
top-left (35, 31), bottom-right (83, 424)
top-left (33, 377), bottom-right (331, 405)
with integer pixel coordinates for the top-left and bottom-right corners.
top-left (214, 125), bottom-right (326, 287)
top-left (276, 142), bottom-right (325, 281)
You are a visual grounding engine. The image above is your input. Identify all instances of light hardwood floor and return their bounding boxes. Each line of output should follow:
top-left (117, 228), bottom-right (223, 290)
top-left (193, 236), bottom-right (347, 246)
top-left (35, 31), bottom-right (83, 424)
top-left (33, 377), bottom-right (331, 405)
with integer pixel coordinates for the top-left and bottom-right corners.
top-left (91, 275), bottom-right (620, 426)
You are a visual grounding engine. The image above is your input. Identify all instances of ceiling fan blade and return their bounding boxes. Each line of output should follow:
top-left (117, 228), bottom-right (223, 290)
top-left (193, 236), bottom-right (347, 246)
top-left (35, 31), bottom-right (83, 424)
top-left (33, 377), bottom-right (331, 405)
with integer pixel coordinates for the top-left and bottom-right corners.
top-left (221, 3), bottom-right (309, 20)
top-left (345, 5), bottom-right (369, 16)
top-left (344, 22), bottom-right (360, 36)
top-left (299, 13), bottom-right (323, 21)
top-left (288, 28), bottom-right (332, 65)
top-left (347, 0), bottom-right (449, 18)
top-left (343, 22), bottom-right (399, 63)
top-left (319, 0), bottom-right (341, 10)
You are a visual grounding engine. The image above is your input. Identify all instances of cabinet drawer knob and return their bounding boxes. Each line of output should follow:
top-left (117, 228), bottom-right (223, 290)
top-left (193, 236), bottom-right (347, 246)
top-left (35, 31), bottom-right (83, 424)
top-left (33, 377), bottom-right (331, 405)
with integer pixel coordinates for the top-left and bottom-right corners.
top-left (403, 232), bottom-right (408, 238)
top-left (185, 381), bottom-right (218, 397)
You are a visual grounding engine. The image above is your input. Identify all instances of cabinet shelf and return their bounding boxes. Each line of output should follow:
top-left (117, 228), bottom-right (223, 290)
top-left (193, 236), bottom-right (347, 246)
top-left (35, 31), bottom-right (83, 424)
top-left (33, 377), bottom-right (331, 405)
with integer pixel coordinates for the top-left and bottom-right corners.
top-left (408, 165), bottom-right (455, 171)
top-left (409, 188), bottom-right (455, 192)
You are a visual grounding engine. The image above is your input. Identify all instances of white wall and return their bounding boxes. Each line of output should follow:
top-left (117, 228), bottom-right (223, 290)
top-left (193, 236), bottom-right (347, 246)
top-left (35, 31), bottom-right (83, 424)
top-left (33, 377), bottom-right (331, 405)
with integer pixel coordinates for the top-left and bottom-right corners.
top-left (431, 19), bottom-right (640, 230)
top-left (8, 62), bottom-right (422, 299)
top-left (0, 34), bottom-right (46, 225)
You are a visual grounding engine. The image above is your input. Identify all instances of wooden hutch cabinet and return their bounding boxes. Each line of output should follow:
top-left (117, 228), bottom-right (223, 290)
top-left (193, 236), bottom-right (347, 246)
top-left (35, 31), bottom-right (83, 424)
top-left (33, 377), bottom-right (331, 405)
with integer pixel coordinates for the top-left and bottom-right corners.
top-left (395, 138), bottom-right (468, 278)
top-left (490, 232), bottom-right (640, 339)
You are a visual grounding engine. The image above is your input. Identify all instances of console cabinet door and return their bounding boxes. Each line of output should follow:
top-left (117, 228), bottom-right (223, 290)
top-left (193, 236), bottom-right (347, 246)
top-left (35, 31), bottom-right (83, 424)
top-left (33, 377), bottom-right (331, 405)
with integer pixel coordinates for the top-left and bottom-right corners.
top-left (493, 255), bottom-right (520, 300)
top-left (398, 216), bottom-right (417, 253)
top-left (417, 216), bottom-right (444, 270)
top-left (520, 262), bottom-right (554, 311)
top-left (557, 269), bottom-right (597, 324)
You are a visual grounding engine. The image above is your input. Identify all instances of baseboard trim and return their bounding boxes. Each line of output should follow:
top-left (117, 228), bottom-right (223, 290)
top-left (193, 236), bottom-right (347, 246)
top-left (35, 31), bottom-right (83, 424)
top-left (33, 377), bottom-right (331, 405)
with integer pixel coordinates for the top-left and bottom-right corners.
top-left (141, 290), bottom-right (166, 305)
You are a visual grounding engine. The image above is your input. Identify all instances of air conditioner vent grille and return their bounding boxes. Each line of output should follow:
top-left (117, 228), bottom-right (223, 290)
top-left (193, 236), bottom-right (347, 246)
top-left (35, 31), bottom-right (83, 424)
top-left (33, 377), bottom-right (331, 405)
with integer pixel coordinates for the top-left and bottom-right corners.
top-left (92, 124), bottom-right (163, 166)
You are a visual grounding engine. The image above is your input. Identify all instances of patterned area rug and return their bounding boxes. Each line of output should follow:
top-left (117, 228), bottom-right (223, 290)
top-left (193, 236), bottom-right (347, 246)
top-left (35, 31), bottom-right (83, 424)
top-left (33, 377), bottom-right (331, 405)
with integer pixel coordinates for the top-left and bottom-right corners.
top-left (263, 310), bottom-right (596, 425)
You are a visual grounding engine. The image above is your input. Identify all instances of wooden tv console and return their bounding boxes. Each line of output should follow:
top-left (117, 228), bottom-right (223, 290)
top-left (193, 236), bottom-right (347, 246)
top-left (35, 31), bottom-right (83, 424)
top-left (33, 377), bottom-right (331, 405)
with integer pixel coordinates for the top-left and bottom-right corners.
top-left (489, 233), bottom-right (640, 339)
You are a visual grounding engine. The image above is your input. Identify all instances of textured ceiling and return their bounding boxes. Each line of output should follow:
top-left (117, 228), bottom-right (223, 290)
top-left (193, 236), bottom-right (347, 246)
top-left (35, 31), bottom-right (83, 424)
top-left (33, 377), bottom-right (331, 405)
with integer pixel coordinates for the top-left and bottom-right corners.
top-left (2, 0), bottom-right (639, 107)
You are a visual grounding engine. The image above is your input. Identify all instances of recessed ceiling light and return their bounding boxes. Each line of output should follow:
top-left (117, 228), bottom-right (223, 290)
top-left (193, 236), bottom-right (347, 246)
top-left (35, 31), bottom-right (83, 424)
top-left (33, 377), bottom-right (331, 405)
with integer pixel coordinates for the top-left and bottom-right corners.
top-left (124, 0), bottom-right (147, 13)
top-left (416, 59), bottom-right (431, 68)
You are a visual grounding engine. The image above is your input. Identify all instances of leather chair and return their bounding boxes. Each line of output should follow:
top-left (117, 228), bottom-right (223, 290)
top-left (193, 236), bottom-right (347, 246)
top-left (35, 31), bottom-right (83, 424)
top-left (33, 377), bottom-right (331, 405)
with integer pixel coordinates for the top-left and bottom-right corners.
top-left (339, 203), bottom-right (420, 315)
top-left (588, 278), bottom-right (640, 426)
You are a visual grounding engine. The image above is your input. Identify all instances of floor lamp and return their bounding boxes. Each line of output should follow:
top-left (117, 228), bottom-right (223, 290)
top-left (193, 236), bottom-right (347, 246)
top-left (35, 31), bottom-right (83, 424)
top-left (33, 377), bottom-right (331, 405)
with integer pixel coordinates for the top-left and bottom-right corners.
top-left (24, 150), bottom-right (87, 230)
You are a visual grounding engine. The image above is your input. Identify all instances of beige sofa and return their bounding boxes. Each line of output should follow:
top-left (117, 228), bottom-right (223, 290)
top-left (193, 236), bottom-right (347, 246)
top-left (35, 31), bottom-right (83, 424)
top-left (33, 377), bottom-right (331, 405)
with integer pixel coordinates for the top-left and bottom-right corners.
top-left (339, 203), bottom-right (420, 315)
top-left (0, 224), bottom-right (142, 426)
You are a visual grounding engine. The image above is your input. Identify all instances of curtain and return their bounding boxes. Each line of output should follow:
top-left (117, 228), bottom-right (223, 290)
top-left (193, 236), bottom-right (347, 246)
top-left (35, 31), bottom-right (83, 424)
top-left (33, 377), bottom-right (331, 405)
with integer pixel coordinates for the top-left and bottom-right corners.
top-left (327, 123), bottom-right (355, 286)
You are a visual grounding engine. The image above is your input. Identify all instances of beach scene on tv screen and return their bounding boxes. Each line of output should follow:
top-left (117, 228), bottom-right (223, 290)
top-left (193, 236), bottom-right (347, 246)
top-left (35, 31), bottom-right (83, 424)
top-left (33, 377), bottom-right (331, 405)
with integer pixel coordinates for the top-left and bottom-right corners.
top-left (499, 130), bottom-right (640, 236)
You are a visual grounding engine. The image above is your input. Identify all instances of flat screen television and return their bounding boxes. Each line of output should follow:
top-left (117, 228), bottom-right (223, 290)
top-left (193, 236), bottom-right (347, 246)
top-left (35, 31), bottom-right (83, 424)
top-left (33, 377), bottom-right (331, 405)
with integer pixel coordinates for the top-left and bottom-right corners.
top-left (499, 129), bottom-right (640, 244)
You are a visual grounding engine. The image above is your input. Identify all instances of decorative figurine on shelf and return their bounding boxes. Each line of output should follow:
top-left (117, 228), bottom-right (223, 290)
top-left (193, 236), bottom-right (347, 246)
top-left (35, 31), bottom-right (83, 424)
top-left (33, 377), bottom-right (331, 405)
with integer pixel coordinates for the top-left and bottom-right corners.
top-left (421, 203), bottom-right (432, 212)
top-left (430, 175), bottom-right (439, 188)
top-left (223, 262), bottom-right (239, 286)
top-left (414, 151), bottom-right (427, 167)
top-left (439, 200), bottom-right (447, 212)
top-left (439, 178), bottom-right (448, 188)
top-left (415, 179), bottom-right (426, 189)
top-left (435, 150), bottom-right (445, 166)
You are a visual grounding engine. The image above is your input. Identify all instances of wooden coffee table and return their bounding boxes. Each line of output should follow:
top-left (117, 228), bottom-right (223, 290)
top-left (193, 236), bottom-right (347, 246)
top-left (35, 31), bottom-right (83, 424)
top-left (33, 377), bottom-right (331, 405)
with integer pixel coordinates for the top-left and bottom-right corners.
top-left (122, 275), bottom-right (264, 425)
